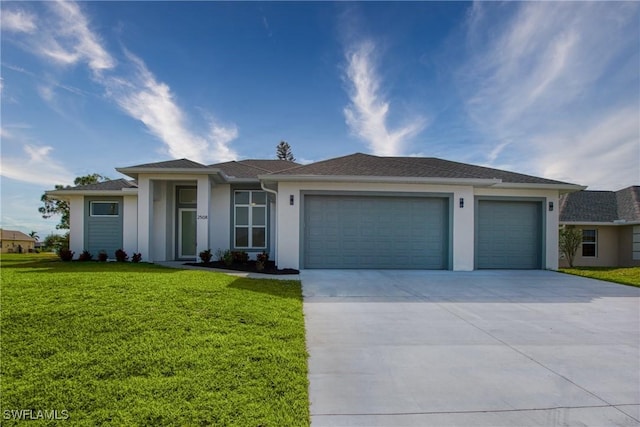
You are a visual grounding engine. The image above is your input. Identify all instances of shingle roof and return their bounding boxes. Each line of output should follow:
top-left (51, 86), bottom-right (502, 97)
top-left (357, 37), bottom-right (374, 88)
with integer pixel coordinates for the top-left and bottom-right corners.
top-left (210, 159), bottom-right (299, 179)
top-left (616, 186), bottom-right (640, 222)
top-left (234, 160), bottom-right (299, 173)
top-left (269, 153), bottom-right (572, 185)
top-left (125, 158), bottom-right (208, 169)
top-left (1, 229), bottom-right (35, 242)
top-left (62, 179), bottom-right (138, 191)
top-left (560, 186), bottom-right (640, 223)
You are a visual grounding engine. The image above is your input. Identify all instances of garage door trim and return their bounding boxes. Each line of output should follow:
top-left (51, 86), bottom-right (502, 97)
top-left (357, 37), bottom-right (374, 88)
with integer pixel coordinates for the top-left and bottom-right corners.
top-left (300, 190), bottom-right (453, 269)
top-left (474, 196), bottom-right (546, 269)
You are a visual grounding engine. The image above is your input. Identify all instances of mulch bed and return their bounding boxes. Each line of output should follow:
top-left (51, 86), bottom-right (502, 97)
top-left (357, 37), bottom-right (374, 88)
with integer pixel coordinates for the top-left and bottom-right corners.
top-left (184, 260), bottom-right (299, 275)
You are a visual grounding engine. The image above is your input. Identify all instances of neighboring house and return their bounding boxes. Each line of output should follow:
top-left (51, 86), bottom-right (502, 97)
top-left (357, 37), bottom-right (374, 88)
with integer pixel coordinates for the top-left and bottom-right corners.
top-left (559, 186), bottom-right (640, 267)
top-left (1, 229), bottom-right (36, 253)
top-left (46, 153), bottom-right (583, 270)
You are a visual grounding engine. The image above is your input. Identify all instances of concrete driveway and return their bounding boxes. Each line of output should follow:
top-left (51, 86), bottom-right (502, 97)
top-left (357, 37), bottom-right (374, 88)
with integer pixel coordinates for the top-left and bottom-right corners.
top-left (302, 270), bottom-right (640, 426)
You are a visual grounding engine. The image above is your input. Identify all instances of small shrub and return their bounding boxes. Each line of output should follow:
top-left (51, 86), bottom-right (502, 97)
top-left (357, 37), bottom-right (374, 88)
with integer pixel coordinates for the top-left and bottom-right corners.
top-left (58, 248), bottom-right (74, 262)
top-left (231, 251), bottom-right (249, 264)
top-left (115, 249), bottom-right (129, 262)
top-left (256, 251), bottom-right (269, 272)
top-left (131, 252), bottom-right (142, 263)
top-left (78, 250), bottom-right (93, 262)
top-left (222, 250), bottom-right (233, 267)
top-left (559, 227), bottom-right (582, 268)
top-left (97, 251), bottom-right (108, 262)
top-left (199, 249), bottom-right (213, 264)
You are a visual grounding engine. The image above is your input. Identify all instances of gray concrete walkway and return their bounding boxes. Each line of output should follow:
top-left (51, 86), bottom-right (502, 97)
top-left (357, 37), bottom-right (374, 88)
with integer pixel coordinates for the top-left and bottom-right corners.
top-left (302, 270), bottom-right (640, 426)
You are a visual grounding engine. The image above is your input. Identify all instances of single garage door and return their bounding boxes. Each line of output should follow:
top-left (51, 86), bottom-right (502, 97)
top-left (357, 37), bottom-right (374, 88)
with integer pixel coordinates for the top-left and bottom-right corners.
top-left (304, 195), bottom-right (449, 269)
top-left (476, 200), bottom-right (542, 269)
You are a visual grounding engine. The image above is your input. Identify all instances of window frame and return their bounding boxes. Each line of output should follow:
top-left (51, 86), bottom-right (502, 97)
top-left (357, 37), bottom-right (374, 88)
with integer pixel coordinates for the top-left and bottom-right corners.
top-left (89, 201), bottom-right (120, 217)
top-left (233, 190), bottom-right (267, 250)
top-left (581, 229), bottom-right (597, 258)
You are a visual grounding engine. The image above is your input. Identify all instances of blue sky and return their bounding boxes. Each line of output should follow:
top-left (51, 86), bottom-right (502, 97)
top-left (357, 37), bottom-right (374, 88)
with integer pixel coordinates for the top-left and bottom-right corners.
top-left (1, 1), bottom-right (639, 237)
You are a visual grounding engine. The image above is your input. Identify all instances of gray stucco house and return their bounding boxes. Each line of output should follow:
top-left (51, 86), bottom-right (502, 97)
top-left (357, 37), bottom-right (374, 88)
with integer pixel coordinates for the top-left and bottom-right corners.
top-left (559, 186), bottom-right (640, 267)
top-left (47, 152), bottom-right (583, 270)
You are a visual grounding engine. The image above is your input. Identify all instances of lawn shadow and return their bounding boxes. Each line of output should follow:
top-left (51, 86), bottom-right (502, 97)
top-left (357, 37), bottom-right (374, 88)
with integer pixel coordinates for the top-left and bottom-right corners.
top-left (3, 260), bottom-right (180, 274)
top-left (227, 277), bottom-right (302, 300)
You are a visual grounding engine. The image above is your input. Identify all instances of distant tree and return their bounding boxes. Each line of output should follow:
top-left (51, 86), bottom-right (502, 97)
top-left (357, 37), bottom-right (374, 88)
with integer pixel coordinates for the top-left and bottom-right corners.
top-left (28, 231), bottom-right (40, 241)
top-left (559, 227), bottom-right (583, 268)
top-left (276, 141), bottom-right (295, 162)
top-left (39, 174), bottom-right (109, 229)
top-left (43, 233), bottom-right (69, 252)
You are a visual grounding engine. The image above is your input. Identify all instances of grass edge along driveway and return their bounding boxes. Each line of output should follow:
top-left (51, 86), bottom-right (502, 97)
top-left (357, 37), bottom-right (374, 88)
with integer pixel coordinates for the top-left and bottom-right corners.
top-left (560, 266), bottom-right (640, 288)
top-left (1, 254), bottom-right (309, 426)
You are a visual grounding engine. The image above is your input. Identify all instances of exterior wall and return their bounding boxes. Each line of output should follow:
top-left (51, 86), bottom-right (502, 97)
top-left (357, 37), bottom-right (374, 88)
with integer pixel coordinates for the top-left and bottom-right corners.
top-left (137, 174), bottom-right (202, 262)
top-left (122, 195), bottom-right (138, 256)
top-left (275, 181), bottom-right (479, 271)
top-left (559, 225), bottom-right (619, 267)
top-left (617, 225), bottom-right (640, 267)
top-left (69, 195), bottom-right (85, 258)
top-left (275, 182), bottom-right (560, 271)
top-left (559, 224), bottom-right (640, 268)
top-left (196, 176), bottom-right (211, 259)
top-left (84, 196), bottom-right (124, 257)
top-left (210, 184), bottom-right (231, 254)
top-left (1, 239), bottom-right (35, 253)
top-left (151, 181), bottom-right (168, 261)
top-left (137, 177), bottom-right (152, 261)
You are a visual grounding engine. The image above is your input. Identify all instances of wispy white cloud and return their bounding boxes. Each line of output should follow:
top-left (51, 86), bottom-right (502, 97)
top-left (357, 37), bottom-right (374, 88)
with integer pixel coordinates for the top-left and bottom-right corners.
top-left (1, 144), bottom-right (74, 186)
top-left (42, 0), bottom-right (115, 74)
top-left (104, 50), bottom-right (238, 163)
top-left (2, 0), bottom-right (239, 166)
top-left (343, 41), bottom-right (426, 156)
top-left (460, 2), bottom-right (640, 189)
top-left (534, 108), bottom-right (639, 190)
top-left (0, 9), bottom-right (37, 33)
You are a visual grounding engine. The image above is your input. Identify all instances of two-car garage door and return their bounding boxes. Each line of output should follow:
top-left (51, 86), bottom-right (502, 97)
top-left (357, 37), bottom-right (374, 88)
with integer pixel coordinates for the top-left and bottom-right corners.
top-left (304, 195), bottom-right (449, 269)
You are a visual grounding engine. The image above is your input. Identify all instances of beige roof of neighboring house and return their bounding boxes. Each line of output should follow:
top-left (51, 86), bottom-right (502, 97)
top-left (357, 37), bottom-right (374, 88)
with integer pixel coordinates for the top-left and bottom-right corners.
top-left (0, 229), bottom-right (36, 242)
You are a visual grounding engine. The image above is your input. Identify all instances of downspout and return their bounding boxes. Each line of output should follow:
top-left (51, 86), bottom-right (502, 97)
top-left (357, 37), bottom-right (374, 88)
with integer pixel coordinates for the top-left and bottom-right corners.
top-left (260, 181), bottom-right (278, 265)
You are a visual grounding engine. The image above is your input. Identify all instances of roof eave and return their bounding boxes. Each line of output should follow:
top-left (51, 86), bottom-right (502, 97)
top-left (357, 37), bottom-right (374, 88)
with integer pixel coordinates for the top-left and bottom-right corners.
top-left (492, 183), bottom-right (586, 192)
top-left (46, 189), bottom-right (139, 198)
top-left (560, 220), bottom-right (640, 226)
top-left (115, 167), bottom-right (221, 179)
top-left (258, 174), bottom-right (502, 186)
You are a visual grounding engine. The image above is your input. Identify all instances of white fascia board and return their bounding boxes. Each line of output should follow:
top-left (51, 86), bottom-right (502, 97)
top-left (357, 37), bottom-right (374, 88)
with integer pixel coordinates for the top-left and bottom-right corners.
top-left (46, 189), bottom-right (139, 198)
top-left (224, 178), bottom-right (261, 184)
top-left (493, 183), bottom-right (586, 191)
top-left (258, 174), bottom-right (502, 186)
top-left (115, 167), bottom-right (222, 179)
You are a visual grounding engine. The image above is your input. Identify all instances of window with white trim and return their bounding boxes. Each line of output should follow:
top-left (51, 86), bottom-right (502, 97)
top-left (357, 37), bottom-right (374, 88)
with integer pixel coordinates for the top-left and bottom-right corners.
top-left (581, 229), bottom-right (597, 257)
top-left (234, 191), bottom-right (267, 249)
top-left (90, 201), bottom-right (119, 217)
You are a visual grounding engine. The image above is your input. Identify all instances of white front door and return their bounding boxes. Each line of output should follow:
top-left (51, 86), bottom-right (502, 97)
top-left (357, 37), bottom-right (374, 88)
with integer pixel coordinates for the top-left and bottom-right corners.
top-left (178, 208), bottom-right (197, 259)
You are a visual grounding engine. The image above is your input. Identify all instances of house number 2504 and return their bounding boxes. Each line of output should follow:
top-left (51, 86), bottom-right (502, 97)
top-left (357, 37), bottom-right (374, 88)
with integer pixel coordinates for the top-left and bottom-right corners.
top-left (197, 215), bottom-right (208, 220)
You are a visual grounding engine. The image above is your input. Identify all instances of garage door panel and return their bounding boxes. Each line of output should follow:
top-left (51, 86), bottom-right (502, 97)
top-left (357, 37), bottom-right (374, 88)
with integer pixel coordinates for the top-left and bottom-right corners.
top-left (477, 200), bottom-right (542, 269)
top-left (304, 195), bottom-right (448, 269)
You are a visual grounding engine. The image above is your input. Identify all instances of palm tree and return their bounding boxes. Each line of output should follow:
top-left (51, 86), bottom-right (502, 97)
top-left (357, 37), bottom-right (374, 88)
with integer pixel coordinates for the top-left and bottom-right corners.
top-left (29, 231), bottom-right (40, 241)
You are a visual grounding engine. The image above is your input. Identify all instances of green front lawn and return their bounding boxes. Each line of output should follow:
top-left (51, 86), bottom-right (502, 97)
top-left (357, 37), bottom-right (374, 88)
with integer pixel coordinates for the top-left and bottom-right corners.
top-left (560, 266), bottom-right (640, 288)
top-left (1, 254), bottom-right (309, 426)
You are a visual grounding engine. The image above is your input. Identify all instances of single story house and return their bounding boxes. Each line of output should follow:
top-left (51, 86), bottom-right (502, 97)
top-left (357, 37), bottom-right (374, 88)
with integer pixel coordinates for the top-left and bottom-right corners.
top-left (1, 229), bottom-right (36, 253)
top-left (559, 186), bottom-right (640, 267)
top-left (47, 153), bottom-right (584, 270)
